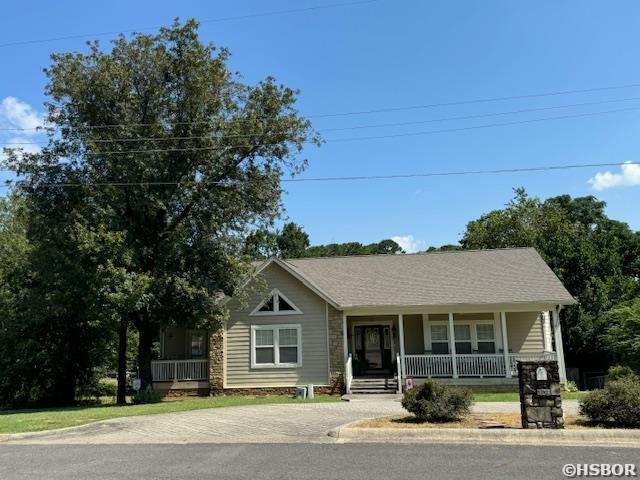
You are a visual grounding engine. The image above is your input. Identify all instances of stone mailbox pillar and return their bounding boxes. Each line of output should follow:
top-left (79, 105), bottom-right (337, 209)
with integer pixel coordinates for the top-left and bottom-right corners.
top-left (517, 360), bottom-right (564, 429)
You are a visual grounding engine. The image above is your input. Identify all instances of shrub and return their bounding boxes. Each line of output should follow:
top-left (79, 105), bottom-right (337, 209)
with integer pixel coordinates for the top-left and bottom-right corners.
top-left (132, 386), bottom-right (162, 405)
top-left (564, 380), bottom-right (579, 392)
top-left (579, 377), bottom-right (640, 427)
top-left (401, 380), bottom-right (472, 422)
top-left (608, 365), bottom-right (638, 382)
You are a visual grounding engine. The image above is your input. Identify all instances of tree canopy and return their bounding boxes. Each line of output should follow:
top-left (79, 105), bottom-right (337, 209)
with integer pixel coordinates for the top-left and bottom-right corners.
top-left (460, 188), bottom-right (640, 371)
top-left (244, 221), bottom-right (403, 259)
top-left (3, 19), bottom-right (319, 400)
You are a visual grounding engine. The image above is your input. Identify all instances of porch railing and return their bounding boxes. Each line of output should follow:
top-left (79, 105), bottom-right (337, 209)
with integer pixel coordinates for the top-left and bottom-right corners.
top-left (404, 354), bottom-right (453, 377)
top-left (508, 352), bottom-right (557, 376)
top-left (404, 352), bottom-right (557, 378)
top-left (151, 359), bottom-right (209, 382)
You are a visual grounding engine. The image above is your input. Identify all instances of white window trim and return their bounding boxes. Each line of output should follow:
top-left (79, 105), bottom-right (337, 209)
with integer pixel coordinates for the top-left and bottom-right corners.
top-left (249, 288), bottom-right (302, 316)
top-left (251, 324), bottom-right (303, 369)
top-left (427, 319), bottom-right (498, 354)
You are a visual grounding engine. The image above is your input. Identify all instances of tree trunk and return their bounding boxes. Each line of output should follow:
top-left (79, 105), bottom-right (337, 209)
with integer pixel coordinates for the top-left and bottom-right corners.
top-left (116, 317), bottom-right (128, 405)
top-left (137, 318), bottom-right (154, 391)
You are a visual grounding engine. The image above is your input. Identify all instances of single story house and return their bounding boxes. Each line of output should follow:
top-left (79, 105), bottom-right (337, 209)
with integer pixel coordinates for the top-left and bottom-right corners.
top-left (152, 247), bottom-right (575, 395)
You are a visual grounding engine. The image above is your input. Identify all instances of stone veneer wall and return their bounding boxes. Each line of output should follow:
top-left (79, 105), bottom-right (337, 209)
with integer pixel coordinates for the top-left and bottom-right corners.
top-left (327, 305), bottom-right (345, 394)
top-left (209, 328), bottom-right (224, 394)
top-left (517, 360), bottom-right (564, 429)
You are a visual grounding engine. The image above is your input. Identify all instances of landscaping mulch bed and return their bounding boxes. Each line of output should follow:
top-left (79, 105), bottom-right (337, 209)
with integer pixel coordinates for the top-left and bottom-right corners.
top-left (353, 413), bottom-right (591, 430)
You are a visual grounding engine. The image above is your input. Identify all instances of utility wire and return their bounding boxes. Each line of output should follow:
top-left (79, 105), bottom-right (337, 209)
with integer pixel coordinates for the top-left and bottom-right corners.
top-left (4, 82), bottom-right (640, 134)
top-left (6, 95), bottom-right (640, 146)
top-left (4, 161), bottom-right (637, 189)
top-left (0, 0), bottom-right (382, 48)
top-left (3, 105), bottom-right (640, 153)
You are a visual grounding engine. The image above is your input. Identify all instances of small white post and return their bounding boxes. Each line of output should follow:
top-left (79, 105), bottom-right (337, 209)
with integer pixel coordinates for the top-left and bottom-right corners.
top-left (552, 306), bottom-right (568, 384)
top-left (398, 314), bottom-right (406, 379)
top-left (541, 311), bottom-right (553, 352)
top-left (501, 312), bottom-right (512, 378)
top-left (342, 312), bottom-right (349, 362)
top-left (447, 312), bottom-right (458, 379)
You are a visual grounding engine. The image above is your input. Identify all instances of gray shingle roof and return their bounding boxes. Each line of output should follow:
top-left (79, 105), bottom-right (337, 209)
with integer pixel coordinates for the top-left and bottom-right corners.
top-left (281, 248), bottom-right (575, 308)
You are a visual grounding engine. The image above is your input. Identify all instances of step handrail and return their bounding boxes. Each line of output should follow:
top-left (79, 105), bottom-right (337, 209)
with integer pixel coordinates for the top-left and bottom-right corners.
top-left (396, 353), bottom-right (402, 394)
top-left (345, 353), bottom-right (353, 395)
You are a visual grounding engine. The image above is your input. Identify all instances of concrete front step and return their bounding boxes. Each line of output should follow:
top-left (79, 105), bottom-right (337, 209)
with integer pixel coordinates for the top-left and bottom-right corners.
top-left (350, 389), bottom-right (399, 394)
top-left (342, 393), bottom-right (403, 401)
top-left (350, 378), bottom-right (398, 395)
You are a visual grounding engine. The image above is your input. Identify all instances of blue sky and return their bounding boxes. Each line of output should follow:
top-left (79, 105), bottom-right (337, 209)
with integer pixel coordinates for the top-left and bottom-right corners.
top-left (1, 0), bottom-right (640, 251)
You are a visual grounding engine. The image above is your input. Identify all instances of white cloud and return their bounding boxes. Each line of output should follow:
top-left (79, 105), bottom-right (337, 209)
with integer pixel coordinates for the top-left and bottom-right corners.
top-left (0, 136), bottom-right (41, 162)
top-left (391, 235), bottom-right (426, 253)
top-left (0, 96), bottom-right (45, 133)
top-left (588, 162), bottom-right (640, 191)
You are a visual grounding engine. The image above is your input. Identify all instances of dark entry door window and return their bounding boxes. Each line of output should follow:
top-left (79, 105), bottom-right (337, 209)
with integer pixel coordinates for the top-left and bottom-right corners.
top-left (354, 326), bottom-right (391, 371)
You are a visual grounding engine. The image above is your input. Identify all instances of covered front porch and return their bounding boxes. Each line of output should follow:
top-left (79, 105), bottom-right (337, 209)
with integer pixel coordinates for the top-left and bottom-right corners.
top-left (151, 327), bottom-right (210, 392)
top-left (342, 306), bottom-right (566, 392)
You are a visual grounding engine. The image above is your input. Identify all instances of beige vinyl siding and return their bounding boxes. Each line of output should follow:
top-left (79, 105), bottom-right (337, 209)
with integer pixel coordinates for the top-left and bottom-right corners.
top-left (403, 314), bottom-right (424, 354)
top-left (506, 312), bottom-right (544, 353)
top-left (225, 263), bottom-right (330, 388)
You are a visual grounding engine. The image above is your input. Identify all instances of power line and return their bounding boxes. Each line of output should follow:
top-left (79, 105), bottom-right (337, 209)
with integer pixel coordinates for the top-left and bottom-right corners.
top-left (3, 105), bottom-right (640, 153)
top-left (328, 105), bottom-right (640, 142)
top-left (310, 82), bottom-right (640, 118)
top-left (5, 161), bottom-right (637, 189)
top-left (4, 82), bottom-right (640, 134)
top-left (0, 0), bottom-right (382, 49)
top-left (6, 95), bottom-right (640, 146)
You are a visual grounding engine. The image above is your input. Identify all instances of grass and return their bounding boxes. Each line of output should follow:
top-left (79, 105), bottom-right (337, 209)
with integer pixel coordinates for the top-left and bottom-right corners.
top-left (0, 395), bottom-right (339, 434)
top-left (472, 391), bottom-right (587, 402)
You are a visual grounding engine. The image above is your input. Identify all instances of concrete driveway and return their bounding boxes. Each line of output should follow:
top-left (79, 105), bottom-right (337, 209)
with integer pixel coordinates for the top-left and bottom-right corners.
top-left (2, 399), bottom-right (580, 445)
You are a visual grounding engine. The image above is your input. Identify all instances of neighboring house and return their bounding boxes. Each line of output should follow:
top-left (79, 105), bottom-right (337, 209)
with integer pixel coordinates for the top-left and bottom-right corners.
top-left (152, 247), bottom-right (575, 395)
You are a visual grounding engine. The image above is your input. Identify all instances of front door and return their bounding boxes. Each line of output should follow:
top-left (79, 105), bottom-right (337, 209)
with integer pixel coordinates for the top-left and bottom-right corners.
top-left (354, 325), bottom-right (392, 373)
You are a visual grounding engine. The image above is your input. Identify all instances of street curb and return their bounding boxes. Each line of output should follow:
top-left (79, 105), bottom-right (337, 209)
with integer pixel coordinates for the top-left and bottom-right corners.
top-left (0, 419), bottom-right (126, 443)
top-left (329, 424), bottom-right (640, 448)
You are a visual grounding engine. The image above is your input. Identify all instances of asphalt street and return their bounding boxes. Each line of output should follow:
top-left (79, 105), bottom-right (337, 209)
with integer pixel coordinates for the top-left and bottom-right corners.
top-left (1, 443), bottom-right (638, 480)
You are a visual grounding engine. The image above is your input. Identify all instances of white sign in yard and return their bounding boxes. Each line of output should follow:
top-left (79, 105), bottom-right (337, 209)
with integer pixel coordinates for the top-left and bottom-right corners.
top-left (132, 378), bottom-right (141, 391)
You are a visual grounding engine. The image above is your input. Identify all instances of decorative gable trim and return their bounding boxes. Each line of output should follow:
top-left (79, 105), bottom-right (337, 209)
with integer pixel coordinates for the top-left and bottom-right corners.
top-left (250, 288), bottom-right (303, 316)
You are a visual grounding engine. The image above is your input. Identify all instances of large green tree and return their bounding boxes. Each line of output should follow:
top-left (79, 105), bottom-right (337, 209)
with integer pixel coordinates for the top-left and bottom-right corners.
top-left (461, 188), bottom-right (640, 371)
top-left (244, 222), bottom-right (403, 259)
top-left (7, 20), bottom-right (318, 393)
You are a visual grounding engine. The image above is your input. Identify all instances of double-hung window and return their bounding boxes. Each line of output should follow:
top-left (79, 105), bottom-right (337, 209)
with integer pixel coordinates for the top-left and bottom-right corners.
top-left (430, 325), bottom-right (449, 354)
top-left (454, 324), bottom-right (473, 354)
top-left (189, 331), bottom-right (206, 358)
top-left (476, 324), bottom-right (496, 353)
top-left (251, 325), bottom-right (302, 368)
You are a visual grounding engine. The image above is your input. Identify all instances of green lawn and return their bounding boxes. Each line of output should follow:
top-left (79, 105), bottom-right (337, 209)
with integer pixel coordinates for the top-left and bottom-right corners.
top-left (473, 391), bottom-right (587, 402)
top-left (0, 395), bottom-right (339, 434)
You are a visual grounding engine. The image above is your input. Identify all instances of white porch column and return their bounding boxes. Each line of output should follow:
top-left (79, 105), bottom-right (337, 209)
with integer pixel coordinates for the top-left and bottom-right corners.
top-left (398, 314), bottom-right (406, 378)
top-left (541, 311), bottom-right (553, 353)
top-left (552, 307), bottom-right (568, 384)
top-left (342, 313), bottom-right (348, 362)
top-left (500, 312), bottom-right (512, 378)
top-left (447, 313), bottom-right (458, 379)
